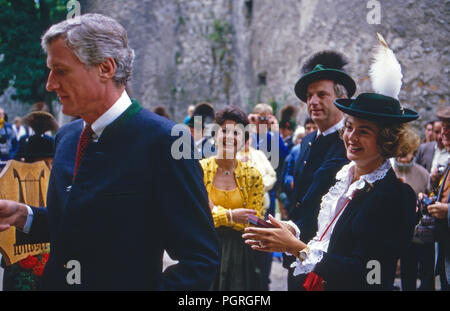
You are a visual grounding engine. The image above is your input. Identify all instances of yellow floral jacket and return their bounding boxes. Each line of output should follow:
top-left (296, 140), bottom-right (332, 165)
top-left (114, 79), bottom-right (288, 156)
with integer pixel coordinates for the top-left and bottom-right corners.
top-left (200, 157), bottom-right (266, 231)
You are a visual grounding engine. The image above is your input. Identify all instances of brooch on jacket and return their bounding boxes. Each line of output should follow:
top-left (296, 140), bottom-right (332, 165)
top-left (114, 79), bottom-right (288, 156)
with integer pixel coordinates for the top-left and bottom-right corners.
top-left (352, 181), bottom-right (374, 201)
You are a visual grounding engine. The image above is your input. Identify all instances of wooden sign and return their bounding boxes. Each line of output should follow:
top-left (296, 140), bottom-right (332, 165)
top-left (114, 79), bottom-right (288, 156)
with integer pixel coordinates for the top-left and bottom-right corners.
top-left (0, 160), bottom-right (50, 265)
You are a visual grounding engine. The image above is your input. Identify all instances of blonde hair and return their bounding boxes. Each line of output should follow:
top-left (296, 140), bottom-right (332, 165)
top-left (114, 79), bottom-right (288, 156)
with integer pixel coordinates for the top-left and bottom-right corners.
top-left (253, 103), bottom-right (273, 115)
top-left (377, 123), bottom-right (419, 158)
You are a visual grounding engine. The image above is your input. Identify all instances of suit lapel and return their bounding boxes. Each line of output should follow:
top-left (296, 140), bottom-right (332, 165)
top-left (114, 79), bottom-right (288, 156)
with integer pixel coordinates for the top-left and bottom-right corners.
top-left (293, 131), bottom-right (316, 179)
top-left (309, 131), bottom-right (339, 158)
top-left (425, 142), bottom-right (436, 171)
top-left (63, 100), bottom-right (142, 208)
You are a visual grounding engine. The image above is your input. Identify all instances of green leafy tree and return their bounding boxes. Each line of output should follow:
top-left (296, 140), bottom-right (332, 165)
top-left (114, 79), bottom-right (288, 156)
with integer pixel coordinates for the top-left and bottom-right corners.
top-left (0, 0), bottom-right (66, 110)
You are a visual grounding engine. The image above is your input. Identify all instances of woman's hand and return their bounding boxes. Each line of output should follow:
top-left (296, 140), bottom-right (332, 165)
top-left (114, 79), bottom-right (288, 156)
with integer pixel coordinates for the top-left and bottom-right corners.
top-left (242, 215), bottom-right (306, 253)
top-left (229, 208), bottom-right (256, 224)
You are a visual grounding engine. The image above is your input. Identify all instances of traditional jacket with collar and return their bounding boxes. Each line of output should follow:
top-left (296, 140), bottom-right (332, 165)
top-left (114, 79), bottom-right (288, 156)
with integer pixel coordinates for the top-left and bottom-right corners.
top-left (312, 168), bottom-right (417, 290)
top-left (28, 100), bottom-right (220, 290)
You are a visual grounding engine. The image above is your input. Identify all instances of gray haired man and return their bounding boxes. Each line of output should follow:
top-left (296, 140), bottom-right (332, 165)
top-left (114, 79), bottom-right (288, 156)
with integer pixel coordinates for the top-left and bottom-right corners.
top-left (0, 14), bottom-right (219, 290)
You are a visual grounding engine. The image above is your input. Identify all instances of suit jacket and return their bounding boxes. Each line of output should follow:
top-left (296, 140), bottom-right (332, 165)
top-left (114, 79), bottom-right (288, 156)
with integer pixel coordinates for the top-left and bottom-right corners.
top-left (314, 169), bottom-right (417, 290)
top-left (288, 130), bottom-right (349, 243)
top-left (29, 101), bottom-right (220, 290)
top-left (415, 141), bottom-right (436, 172)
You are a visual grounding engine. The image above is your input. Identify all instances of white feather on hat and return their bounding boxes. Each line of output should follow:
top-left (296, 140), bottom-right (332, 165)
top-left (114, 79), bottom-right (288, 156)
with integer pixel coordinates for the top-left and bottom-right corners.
top-left (369, 33), bottom-right (403, 99)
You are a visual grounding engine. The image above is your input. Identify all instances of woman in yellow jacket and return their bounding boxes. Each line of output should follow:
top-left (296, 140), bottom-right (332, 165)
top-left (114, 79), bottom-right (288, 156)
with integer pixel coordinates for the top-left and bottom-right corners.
top-left (200, 106), bottom-right (265, 290)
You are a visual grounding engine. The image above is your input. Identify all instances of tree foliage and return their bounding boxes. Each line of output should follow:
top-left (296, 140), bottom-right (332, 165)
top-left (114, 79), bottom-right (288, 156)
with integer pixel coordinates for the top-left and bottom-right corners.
top-left (0, 0), bottom-right (66, 104)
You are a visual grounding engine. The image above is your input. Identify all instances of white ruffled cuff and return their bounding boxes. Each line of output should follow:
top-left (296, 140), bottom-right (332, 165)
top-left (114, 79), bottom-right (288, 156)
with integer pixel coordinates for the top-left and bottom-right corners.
top-left (283, 220), bottom-right (301, 257)
top-left (291, 247), bottom-right (324, 276)
top-left (285, 220), bottom-right (300, 239)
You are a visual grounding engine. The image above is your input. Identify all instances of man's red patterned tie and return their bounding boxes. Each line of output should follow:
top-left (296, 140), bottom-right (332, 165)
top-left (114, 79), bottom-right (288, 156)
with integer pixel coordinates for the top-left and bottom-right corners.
top-left (73, 124), bottom-right (94, 179)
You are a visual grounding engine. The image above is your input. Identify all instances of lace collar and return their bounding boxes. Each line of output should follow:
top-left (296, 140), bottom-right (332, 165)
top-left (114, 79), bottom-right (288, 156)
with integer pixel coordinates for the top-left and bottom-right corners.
top-left (335, 160), bottom-right (391, 197)
top-left (315, 160), bottom-right (392, 244)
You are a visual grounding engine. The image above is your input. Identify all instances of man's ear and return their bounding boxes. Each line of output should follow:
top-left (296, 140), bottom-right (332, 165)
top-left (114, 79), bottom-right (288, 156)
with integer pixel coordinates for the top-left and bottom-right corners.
top-left (98, 57), bottom-right (116, 82)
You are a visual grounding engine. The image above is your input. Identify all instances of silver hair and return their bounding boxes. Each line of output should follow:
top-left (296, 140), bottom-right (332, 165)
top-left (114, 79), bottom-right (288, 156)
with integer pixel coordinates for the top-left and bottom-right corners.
top-left (333, 83), bottom-right (348, 98)
top-left (41, 13), bottom-right (135, 86)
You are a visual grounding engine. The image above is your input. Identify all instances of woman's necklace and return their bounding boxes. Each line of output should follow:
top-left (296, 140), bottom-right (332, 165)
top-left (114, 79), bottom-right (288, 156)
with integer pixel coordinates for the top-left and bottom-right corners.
top-left (218, 162), bottom-right (236, 176)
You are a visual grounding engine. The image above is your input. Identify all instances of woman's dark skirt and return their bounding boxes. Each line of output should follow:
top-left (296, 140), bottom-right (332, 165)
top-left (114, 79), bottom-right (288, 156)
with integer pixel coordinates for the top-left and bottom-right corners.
top-left (211, 227), bottom-right (262, 291)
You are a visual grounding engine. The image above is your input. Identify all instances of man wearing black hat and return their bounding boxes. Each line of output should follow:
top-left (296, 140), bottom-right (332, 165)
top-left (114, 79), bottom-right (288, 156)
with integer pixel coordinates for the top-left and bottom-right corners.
top-left (284, 51), bottom-right (355, 290)
top-left (427, 106), bottom-right (450, 290)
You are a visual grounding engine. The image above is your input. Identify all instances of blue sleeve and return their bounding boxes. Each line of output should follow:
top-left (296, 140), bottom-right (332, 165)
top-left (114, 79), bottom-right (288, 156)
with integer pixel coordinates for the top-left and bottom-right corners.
top-left (28, 206), bottom-right (50, 243)
top-left (284, 146), bottom-right (300, 189)
top-left (278, 133), bottom-right (289, 159)
top-left (156, 134), bottom-right (220, 290)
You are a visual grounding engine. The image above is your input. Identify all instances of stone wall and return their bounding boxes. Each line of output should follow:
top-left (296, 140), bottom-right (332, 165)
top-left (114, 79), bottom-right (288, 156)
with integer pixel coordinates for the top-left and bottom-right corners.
top-left (81, 0), bottom-right (449, 130)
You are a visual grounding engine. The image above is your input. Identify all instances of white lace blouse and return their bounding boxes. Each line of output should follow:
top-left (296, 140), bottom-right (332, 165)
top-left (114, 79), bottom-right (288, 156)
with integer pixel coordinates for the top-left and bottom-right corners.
top-left (290, 160), bottom-right (392, 276)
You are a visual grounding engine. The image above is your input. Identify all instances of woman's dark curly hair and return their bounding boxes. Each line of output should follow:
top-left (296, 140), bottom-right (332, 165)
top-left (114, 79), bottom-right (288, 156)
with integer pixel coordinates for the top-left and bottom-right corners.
top-left (215, 106), bottom-right (250, 142)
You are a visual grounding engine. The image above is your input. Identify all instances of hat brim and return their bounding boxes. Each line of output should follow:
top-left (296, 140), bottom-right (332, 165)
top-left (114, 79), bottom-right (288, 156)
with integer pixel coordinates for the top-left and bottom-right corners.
top-left (335, 99), bottom-right (419, 124)
top-left (294, 69), bottom-right (356, 102)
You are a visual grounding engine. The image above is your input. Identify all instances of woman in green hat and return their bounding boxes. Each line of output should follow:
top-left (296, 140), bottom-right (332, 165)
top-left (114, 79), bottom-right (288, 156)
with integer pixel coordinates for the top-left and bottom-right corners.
top-left (243, 35), bottom-right (420, 290)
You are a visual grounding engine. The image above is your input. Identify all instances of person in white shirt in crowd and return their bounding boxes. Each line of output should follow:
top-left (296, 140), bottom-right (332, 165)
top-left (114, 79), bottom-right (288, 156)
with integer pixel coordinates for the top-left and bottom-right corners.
top-left (237, 137), bottom-right (277, 291)
top-left (416, 120), bottom-right (450, 187)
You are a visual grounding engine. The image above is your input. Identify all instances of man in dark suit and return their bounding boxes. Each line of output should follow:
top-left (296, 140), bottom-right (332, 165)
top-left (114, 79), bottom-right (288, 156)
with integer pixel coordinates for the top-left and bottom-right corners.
top-left (284, 51), bottom-right (356, 290)
top-left (0, 14), bottom-right (219, 290)
top-left (415, 120), bottom-right (447, 172)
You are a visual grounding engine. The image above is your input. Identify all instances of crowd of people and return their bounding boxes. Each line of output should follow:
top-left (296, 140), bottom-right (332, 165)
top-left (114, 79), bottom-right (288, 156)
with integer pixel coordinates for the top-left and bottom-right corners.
top-left (0, 13), bottom-right (448, 292)
top-left (0, 105), bottom-right (58, 172)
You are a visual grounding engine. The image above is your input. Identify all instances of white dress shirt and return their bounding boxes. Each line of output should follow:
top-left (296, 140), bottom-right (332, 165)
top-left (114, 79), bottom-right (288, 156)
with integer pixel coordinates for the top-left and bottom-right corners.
top-left (316, 118), bottom-right (344, 137)
top-left (431, 143), bottom-right (450, 172)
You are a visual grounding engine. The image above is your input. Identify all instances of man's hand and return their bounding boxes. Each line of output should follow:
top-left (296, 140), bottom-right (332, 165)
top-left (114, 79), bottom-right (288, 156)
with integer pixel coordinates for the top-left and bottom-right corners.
top-left (427, 202), bottom-right (449, 220)
top-left (0, 200), bottom-right (28, 231)
top-left (268, 115), bottom-right (279, 132)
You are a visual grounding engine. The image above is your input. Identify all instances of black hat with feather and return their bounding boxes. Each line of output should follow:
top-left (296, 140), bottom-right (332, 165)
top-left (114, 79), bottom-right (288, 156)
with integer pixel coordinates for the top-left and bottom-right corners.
top-left (335, 34), bottom-right (418, 124)
top-left (279, 105), bottom-right (297, 130)
top-left (294, 51), bottom-right (356, 102)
